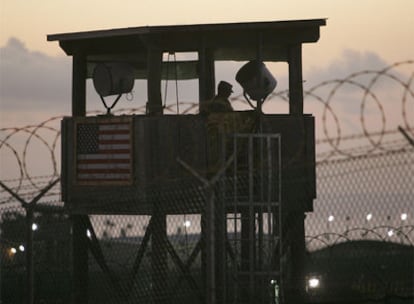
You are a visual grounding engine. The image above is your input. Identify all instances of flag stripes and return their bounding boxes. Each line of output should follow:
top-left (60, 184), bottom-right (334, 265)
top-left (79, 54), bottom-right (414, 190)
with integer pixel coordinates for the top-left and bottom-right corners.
top-left (76, 120), bottom-right (132, 183)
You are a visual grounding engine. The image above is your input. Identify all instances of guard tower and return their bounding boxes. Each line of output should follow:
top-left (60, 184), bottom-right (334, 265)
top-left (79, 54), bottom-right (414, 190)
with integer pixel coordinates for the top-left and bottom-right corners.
top-left (48, 19), bottom-right (325, 304)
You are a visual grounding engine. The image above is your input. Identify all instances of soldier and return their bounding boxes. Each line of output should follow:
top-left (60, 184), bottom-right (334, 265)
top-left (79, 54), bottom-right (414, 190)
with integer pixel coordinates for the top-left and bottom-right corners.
top-left (201, 81), bottom-right (234, 114)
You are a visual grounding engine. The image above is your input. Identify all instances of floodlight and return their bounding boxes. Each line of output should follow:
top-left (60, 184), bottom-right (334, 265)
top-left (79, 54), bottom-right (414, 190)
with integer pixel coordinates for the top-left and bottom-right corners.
top-left (93, 62), bottom-right (135, 114)
top-left (306, 275), bottom-right (322, 293)
top-left (183, 220), bottom-right (191, 228)
top-left (32, 223), bottom-right (38, 231)
top-left (19, 245), bottom-right (25, 252)
top-left (235, 60), bottom-right (277, 112)
top-left (10, 247), bottom-right (17, 254)
top-left (308, 277), bottom-right (320, 289)
top-left (366, 213), bottom-right (373, 221)
top-left (328, 215), bottom-right (334, 222)
top-left (401, 213), bottom-right (408, 221)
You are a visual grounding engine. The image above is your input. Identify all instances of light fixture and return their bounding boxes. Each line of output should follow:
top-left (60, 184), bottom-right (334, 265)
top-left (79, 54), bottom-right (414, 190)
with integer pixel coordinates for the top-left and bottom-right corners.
top-left (387, 229), bottom-right (394, 237)
top-left (93, 62), bottom-right (135, 115)
top-left (270, 280), bottom-right (280, 301)
top-left (308, 277), bottom-right (320, 289)
top-left (32, 223), bottom-right (38, 231)
top-left (19, 245), bottom-right (25, 252)
top-left (235, 60), bottom-right (277, 112)
top-left (306, 275), bottom-right (322, 292)
top-left (366, 213), bottom-right (373, 221)
top-left (86, 229), bottom-right (92, 238)
top-left (328, 215), bottom-right (334, 222)
top-left (183, 220), bottom-right (191, 228)
top-left (10, 247), bottom-right (17, 254)
top-left (401, 213), bottom-right (408, 221)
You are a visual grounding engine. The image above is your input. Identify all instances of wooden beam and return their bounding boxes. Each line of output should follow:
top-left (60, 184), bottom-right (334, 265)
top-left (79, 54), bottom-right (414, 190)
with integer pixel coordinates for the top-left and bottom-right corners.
top-left (152, 207), bottom-right (167, 303)
top-left (71, 51), bottom-right (88, 304)
top-left (147, 48), bottom-right (163, 115)
top-left (72, 53), bottom-right (87, 117)
top-left (198, 46), bottom-right (215, 103)
top-left (288, 44), bottom-right (303, 115)
top-left (72, 215), bottom-right (89, 304)
top-left (284, 212), bottom-right (306, 304)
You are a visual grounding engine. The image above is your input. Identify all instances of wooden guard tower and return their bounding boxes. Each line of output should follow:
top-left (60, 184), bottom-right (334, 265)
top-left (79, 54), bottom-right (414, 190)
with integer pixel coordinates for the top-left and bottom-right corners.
top-left (48, 19), bottom-right (325, 304)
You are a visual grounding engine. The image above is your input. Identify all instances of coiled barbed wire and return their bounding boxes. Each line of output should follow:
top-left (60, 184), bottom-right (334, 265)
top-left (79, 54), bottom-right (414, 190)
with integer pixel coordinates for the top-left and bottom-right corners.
top-left (306, 225), bottom-right (414, 250)
top-left (1, 61), bottom-right (413, 202)
top-left (303, 60), bottom-right (413, 161)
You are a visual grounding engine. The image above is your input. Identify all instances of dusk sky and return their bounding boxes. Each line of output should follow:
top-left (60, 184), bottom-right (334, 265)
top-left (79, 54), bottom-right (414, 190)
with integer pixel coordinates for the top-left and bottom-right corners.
top-left (1, 0), bottom-right (414, 60)
top-left (1, 1), bottom-right (414, 125)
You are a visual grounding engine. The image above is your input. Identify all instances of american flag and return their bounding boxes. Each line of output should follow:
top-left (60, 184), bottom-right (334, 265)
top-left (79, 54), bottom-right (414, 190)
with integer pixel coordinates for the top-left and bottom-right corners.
top-left (75, 120), bottom-right (132, 184)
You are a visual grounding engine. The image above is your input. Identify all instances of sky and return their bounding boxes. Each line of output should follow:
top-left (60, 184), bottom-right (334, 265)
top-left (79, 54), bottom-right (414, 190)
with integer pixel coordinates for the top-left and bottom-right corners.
top-left (1, 0), bottom-right (414, 61)
top-left (1, 0), bottom-right (413, 126)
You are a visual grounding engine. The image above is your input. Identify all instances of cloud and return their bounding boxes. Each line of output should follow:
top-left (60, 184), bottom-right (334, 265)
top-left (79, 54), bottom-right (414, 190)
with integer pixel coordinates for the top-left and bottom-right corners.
top-left (0, 38), bottom-right (71, 114)
top-left (292, 50), bottom-right (414, 139)
top-left (305, 49), bottom-right (390, 86)
top-left (303, 50), bottom-right (411, 118)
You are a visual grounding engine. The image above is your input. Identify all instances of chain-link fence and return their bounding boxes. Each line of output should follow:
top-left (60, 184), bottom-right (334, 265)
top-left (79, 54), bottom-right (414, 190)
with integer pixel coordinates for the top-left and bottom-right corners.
top-left (1, 130), bottom-right (413, 304)
top-left (306, 146), bottom-right (414, 303)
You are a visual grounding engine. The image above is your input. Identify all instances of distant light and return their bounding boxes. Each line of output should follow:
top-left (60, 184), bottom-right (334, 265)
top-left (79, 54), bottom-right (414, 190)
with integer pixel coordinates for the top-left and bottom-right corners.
top-left (32, 223), bottom-right (38, 231)
top-left (86, 229), bottom-right (92, 238)
top-left (184, 220), bottom-right (191, 228)
top-left (328, 215), bottom-right (334, 222)
top-left (308, 277), bottom-right (320, 289)
top-left (387, 229), bottom-right (394, 237)
top-left (366, 213), bottom-right (373, 221)
top-left (19, 245), bottom-right (25, 252)
top-left (401, 213), bottom-right (408, 221)
top-left (10, 247), bottom-right (17, 254)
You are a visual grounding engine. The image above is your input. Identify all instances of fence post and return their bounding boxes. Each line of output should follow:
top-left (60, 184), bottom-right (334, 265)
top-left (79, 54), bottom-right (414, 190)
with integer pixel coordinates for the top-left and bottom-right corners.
top-left (177, 155), bottom-right (234, 304)
top-left (0, 178), bottom-right (60, 304)
top-left (398, 126), bottom-right (414, 147)
top-left (25, 208), bottom-right (34, 304)
top-left (72, 215), bottom-right (89, 304)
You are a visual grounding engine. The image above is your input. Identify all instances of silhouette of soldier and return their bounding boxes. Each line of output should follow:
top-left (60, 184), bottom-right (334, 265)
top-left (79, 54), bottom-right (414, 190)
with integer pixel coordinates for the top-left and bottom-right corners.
top-left (200, 81), bottom-right (234, 114)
